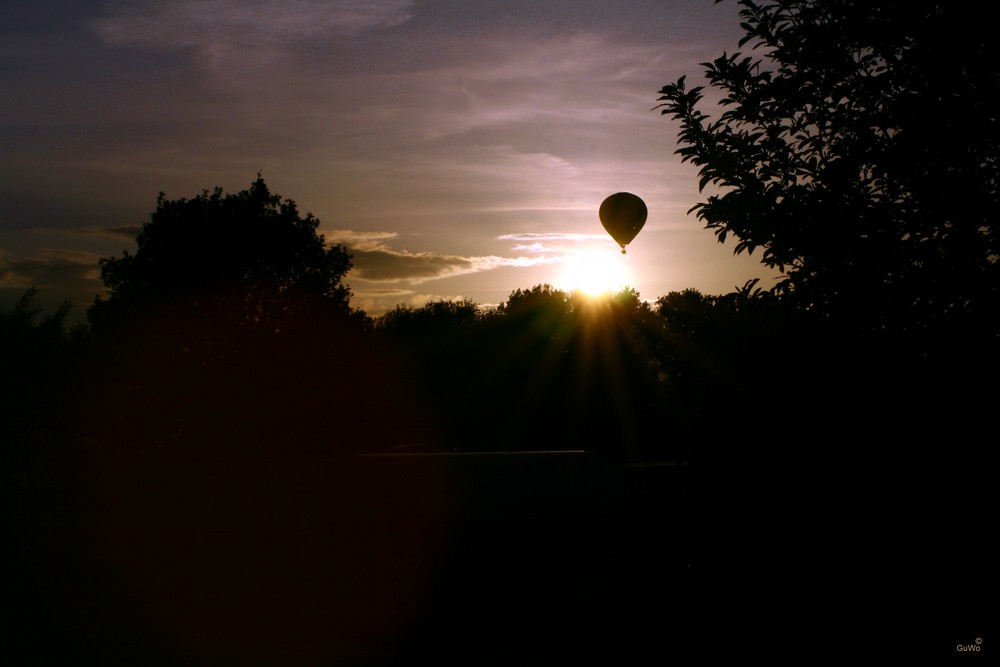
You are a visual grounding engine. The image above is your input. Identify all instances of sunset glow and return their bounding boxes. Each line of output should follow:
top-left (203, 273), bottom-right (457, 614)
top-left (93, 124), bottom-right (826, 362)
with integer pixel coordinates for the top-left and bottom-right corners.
top-left (0, 0), bottom-right (772, 320)
top-left (556, 249), bottom-right (635, 296)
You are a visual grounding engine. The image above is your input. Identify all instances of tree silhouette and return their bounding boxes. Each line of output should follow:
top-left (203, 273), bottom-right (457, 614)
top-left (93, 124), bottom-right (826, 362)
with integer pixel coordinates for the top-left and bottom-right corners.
top-left (1, 288), bottom-right (78, 475)
top-left (89, 176), bottom-right (357, 338)
top-left (494, 284), bottom-right (574, 320)
top-left (374, 299), bottom-right (481, 344)
top-left (77, 178), bottom-right (425, 458)
top-left (656, 0), bottom-right (1000, 335)
top-left (370, 286), bottom-right (676, 460)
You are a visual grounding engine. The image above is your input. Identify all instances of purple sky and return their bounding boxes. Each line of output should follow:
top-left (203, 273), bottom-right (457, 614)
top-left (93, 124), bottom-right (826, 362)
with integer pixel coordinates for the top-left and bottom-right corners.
top-left (2, 0), bottom-right (779, 319)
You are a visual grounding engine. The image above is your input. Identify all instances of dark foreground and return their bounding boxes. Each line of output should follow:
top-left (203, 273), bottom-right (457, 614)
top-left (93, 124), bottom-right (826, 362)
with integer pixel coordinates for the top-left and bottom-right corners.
top-left (6, 443), bottom-right (996, 665)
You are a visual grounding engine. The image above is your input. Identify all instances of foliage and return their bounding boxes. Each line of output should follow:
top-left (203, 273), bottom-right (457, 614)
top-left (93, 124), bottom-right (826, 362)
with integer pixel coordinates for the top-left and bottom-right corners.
top-left (1, 287), bottom-right (74, 350)
top-left (89, 176), bottom-right (357, 336)
top-left (1, 288), bottom-right (81, 481)
top-left (0, 287), bottom-right (78, 401)
top-left (494, 284), bottom-right (573, 320)
top-left (374, 299), bottom-right (481, 342)
top-left (371, 286), bottom-right (676, 460)
top-left (655, 0), bottom-right (1000, 334)
top-left (75, 179), bottom-right (419, 457)
top-left (654, 288), bottom-right (716, 338)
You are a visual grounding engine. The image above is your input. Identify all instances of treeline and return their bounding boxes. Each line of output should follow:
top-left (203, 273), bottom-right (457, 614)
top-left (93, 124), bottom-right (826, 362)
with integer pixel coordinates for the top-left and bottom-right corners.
top-left (5, 257), bottom-right (997, 667)
top-left (5, 274), bottom-right (992, 481)
top-left (3, 173), bottom-right (996, 662)
top-left (2, 283), bottom-right (696, 467)
top-left (3, 174), bottom-right (997, 498)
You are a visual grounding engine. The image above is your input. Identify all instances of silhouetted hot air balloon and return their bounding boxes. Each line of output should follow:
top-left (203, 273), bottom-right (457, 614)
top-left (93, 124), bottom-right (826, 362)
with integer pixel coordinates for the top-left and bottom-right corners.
top-left (599, 192), bottom-right (647, 254)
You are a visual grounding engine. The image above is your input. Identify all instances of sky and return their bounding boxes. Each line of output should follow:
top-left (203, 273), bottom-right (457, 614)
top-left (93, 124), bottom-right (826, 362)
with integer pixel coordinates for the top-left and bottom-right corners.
top-left (1, 0), bottom-right (781, 321)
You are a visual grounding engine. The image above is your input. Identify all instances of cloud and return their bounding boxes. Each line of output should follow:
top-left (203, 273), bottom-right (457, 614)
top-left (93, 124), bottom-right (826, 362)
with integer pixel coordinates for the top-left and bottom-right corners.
top-left (91, 0), bottom-right (415, 73)
top-left (332, 230), bottom-right (558, 285)
top-left (0, 249), bottom-right (107, 320)
top-left (351, 287), bottom-right (414, 298)
top-left (398, 33), bottom-right (685, 143)
top-left (0, 250), bottom-right (103, 321)
top-left (499, 232), bottom-right (608, 243)
top-left (270, 30), bottom-right (695, 230)
top-left (499, 232), bottom-right (617, 255)
top-left (324, 229), bottom-right (399, 250)
top-left (0, 249), bottom-right (102, 294)
top-left (349, 247), bottom-right (473, 283)
top-left (350, 246), bottom-right (555, 284)
top-left (67, 225), bottom-right (143, 240)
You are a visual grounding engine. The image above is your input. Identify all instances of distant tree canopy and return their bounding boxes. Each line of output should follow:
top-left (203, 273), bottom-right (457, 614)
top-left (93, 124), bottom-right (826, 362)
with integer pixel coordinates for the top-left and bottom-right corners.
top-left (369, 287), bottom-right (679, 460)
top-left (89, 176), bottom-right (356, 335)
top-left (74, 179), bottom-right (426, 457)
top-left (374, 299), bottom-right (481, 343)
top-left (656, 0), bottom-right (1000, 334)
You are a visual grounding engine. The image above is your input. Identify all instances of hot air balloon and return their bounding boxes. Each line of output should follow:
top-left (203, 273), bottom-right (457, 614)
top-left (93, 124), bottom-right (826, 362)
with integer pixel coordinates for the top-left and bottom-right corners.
top-left (599, 192), bottom-right (647, 254)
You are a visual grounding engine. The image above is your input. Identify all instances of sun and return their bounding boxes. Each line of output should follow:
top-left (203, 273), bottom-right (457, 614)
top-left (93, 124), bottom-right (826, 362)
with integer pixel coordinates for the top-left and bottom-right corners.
top-left (556, 249), bottom-right (635, 296)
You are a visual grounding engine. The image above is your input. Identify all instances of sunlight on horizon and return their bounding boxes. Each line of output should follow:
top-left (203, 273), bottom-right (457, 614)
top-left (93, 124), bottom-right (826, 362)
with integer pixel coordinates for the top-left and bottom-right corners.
top-left (555, 248), bottom-right (635, 296)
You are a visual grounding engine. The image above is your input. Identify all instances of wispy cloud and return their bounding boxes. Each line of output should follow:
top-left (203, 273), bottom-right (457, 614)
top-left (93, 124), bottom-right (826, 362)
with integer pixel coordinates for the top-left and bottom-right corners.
top-left (350, 246), bottom-right (480, 283)
top-left (350, 246), bottom-right (555, 284)
top-left (332, 229), bottom-right (557, 285)
top-left (499, 232), bottom-right (608, 243)
top-left (91, 0), bottom-right (415, 74)
top-left (499, 232), bottom-right (618, 255)
top-left (67, 225), bottom-right (143, 240)
top-left (387, 34), bottom-right (680, 144)
top-left (0, 249), bottom-right (101, 290)
top-left (324, 229), bottom-right (399, 249)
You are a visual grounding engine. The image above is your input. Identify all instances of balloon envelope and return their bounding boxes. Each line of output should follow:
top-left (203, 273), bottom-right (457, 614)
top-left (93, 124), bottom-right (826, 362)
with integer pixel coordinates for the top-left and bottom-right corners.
top-left (599, 192), bottom-right (647, 253)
